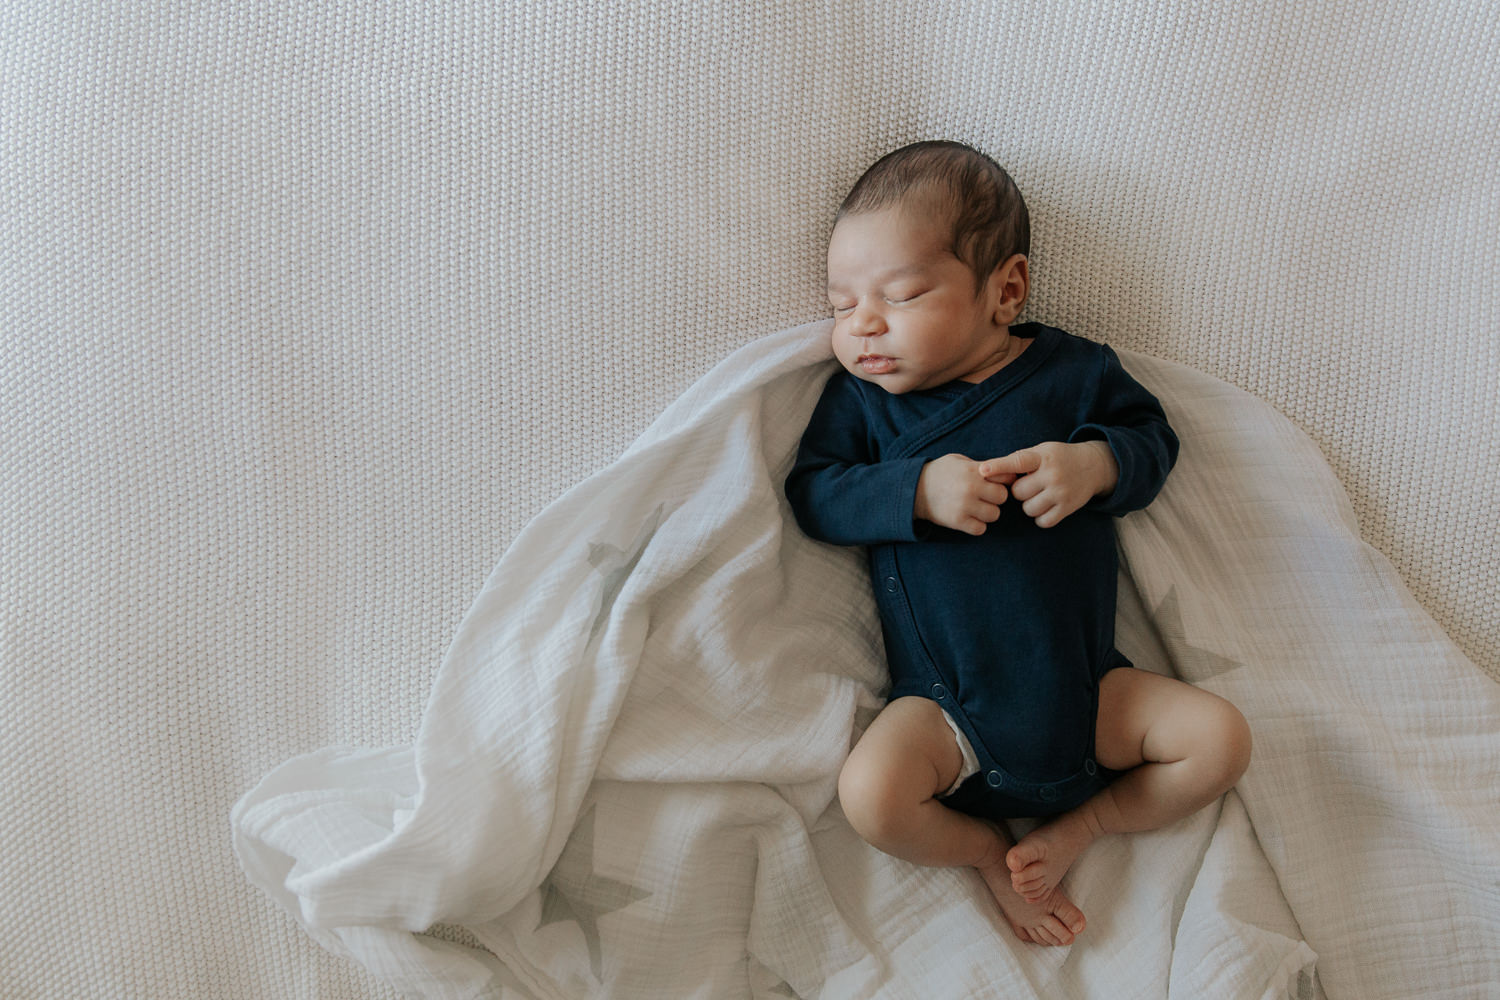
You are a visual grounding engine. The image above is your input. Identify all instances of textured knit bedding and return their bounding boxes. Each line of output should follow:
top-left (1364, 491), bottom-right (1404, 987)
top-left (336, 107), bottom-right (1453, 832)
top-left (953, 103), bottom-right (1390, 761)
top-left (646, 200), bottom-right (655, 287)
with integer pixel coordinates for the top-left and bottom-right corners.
top-left (232, 323), bottom-right (1500, 999)
top-left (4, 2), bottom-right (1497, 998)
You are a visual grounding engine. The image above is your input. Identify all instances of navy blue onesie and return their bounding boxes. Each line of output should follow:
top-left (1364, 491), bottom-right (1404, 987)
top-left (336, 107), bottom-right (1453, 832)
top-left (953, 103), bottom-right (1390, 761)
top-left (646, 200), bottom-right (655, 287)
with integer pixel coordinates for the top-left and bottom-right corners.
top-left (785, 323), bottom-right (1178, 819)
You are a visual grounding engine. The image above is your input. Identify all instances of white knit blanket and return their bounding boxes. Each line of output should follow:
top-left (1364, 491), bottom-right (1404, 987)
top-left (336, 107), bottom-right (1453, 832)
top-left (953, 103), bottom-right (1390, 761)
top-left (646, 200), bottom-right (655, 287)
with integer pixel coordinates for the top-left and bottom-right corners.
top-left (233, 323), bottom-right (1500, 999)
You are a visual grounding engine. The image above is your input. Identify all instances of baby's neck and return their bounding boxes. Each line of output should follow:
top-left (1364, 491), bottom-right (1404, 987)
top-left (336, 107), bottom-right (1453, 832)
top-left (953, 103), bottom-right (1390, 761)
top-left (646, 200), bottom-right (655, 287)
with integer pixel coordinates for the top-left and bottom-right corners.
top-left (958, 329), bottom-right (1031, 383)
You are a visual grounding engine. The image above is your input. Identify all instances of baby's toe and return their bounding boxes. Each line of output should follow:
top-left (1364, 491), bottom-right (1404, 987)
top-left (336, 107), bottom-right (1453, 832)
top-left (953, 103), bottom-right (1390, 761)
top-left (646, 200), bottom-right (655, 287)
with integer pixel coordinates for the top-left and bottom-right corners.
top-left (1013, 872), bottom-right (1046, 895)
top-left (1005, 840), bottom-right (1044, 874)
top-left (1036, 916), bottom-right (1073, 946)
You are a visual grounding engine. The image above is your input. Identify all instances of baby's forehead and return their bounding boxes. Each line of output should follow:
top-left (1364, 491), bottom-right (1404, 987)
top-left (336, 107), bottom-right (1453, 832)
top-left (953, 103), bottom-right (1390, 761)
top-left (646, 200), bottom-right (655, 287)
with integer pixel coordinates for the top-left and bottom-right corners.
top-left (825, 210), bottom-right (962, 291)
top-left (829, 201), bottom-right (954, 252)
top-left (833, 185), bottom-right (958, 241)
top-left (870, 186), bottom-right (958, 229)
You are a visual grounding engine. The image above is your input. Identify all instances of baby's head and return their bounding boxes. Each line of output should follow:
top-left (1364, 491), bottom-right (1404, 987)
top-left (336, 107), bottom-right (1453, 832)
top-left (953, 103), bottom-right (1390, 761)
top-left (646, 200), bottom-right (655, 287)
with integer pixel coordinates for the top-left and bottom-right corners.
top-left (836, 140), bottom-right (1030, 285)
top-left (827, 141), bottom-right (1032, 393)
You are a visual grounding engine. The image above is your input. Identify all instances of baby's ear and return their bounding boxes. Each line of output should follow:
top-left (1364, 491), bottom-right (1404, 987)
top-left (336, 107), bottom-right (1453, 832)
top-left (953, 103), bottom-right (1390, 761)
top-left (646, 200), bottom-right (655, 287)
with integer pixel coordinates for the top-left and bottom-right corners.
top-left (991, 254), bottom-right (1029, 323)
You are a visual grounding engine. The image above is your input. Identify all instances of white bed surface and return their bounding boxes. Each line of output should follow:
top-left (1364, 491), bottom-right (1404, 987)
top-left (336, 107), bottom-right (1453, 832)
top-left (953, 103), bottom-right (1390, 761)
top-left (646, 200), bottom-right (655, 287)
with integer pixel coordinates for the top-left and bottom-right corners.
top-left (3, 2), bottom-right (1496, 997)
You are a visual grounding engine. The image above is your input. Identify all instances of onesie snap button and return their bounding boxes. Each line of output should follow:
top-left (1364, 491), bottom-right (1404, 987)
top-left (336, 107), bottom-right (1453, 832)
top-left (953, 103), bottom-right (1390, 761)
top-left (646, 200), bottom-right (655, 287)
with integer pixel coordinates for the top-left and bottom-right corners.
top-left (1084, 758), bottom-right (1098, 777)
top-left (986, 771), bottom-right (1003, 788)
top-left (1039, 786), bottom-right (1059, 802)
top-left (930, 683), bottom-right (948, 700)
top-left (883, 576), bottom-right (898, 592)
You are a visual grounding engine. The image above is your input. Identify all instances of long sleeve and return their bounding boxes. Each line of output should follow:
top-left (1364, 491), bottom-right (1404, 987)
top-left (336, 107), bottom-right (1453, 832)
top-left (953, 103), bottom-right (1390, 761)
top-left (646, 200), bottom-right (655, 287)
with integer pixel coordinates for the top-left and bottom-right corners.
top-left (784, 373), bottom-right (929, 546)
top-left (1071, 345), bottom-right (1179, 515)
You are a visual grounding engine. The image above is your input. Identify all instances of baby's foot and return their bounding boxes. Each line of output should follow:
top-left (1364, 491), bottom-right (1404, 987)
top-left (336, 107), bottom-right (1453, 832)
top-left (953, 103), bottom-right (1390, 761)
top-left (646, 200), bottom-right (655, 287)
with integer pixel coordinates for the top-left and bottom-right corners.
top-left (1006, 813), bottom-right (1097, 903)
top-left (976, 858), bottom-right (1087, 946)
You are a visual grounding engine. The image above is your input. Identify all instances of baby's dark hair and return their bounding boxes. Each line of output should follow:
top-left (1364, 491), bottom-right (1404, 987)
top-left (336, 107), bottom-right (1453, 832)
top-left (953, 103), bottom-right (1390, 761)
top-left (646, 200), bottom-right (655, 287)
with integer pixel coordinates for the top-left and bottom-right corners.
top-left (836, 140), bottom-right (1030, 286)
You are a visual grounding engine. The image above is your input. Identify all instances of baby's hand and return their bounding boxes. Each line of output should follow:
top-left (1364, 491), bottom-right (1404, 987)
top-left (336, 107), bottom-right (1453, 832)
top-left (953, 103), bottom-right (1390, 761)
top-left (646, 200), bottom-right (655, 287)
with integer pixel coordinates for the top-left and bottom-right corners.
top-left (914, 454), bottom-right (1014, 535)
top-left (981, 441), bottom-right (1118, 529)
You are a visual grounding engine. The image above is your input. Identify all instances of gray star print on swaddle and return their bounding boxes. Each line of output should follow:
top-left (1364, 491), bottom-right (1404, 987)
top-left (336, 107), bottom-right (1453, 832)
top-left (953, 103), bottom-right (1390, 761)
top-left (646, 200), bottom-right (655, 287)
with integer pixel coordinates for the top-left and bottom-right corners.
top-left (539, 806), bottom-right (652, 981)
top-left (1150, 586), bottom-right (1244, 681)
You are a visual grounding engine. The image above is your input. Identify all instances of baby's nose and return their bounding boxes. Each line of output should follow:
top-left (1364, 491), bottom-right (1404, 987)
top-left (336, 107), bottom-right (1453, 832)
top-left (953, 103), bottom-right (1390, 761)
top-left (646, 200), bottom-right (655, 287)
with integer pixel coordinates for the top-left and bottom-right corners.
top-left (850, 305), bottom-right (886, 336)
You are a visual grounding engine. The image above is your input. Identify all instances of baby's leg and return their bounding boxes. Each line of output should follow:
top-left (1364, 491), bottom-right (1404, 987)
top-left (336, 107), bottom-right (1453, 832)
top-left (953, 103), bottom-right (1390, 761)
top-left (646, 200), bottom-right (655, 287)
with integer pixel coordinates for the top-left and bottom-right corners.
top-left (1007, 669), bottom-right (1252, 903)
top-left (840, 696), bottom-right (1086, 946)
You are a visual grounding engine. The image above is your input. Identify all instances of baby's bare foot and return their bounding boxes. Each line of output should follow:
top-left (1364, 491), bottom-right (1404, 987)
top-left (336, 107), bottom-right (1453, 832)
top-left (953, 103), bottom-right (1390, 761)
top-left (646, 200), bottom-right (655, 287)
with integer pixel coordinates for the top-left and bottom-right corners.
top-left (1006, 813), bottom-right (1096, 903)
top-left (976, 858), bottom-right (1086, 946)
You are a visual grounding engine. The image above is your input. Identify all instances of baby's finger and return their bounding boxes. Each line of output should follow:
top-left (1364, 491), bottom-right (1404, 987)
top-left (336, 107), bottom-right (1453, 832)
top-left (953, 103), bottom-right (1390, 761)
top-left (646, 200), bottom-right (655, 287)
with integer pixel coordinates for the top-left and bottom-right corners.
top-left (962, 501), bottom-right (999, 528)
top-left (1032, 502), bottom-right (1064, 529)
top-left (979, 450), bottom-right (1041, 480)
top-left (979, 481), bottom-right (1010, 506)
top-left (1010, 475), bottom-right (1042, 503)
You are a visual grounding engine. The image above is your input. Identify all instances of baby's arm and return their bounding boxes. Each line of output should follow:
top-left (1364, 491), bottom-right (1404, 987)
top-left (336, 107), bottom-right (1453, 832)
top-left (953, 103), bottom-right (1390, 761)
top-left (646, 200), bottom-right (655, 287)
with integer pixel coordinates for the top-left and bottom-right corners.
top-left (1072, 345), bottom-right (1178, 515)
top-left (787, 375), bottom-right (1025, 542)
top-left (983, 346), bottom-right (1177, 529)
top-left (785, 375), bottom-right (931, 546)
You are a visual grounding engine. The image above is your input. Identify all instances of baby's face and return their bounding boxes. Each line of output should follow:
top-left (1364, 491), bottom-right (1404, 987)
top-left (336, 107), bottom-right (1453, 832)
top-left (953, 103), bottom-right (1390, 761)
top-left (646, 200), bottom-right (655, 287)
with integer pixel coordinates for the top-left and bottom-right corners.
top-left (826, 206), bottom-right (1013, 394)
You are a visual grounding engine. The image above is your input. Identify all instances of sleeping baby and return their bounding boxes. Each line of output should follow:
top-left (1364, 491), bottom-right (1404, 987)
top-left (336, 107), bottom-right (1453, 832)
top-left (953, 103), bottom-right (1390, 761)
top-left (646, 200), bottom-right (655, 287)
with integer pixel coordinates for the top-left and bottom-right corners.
top-left (785, 141), bottom-right (1252, 946)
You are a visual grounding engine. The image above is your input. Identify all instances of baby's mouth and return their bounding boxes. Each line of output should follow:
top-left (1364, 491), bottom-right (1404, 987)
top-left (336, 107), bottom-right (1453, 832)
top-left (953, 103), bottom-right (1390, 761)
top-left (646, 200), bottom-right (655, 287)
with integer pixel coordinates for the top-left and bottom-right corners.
top-left (857, 354), bottom-right (896, 375)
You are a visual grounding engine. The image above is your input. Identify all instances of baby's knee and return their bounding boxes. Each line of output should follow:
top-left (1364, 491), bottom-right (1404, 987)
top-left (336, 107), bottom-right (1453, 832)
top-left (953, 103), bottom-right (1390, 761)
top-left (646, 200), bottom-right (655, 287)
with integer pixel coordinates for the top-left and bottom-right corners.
top-left (837, 753), bottom-right (911, 848)
top-left (1208, 699), bottom-right (1252, 786)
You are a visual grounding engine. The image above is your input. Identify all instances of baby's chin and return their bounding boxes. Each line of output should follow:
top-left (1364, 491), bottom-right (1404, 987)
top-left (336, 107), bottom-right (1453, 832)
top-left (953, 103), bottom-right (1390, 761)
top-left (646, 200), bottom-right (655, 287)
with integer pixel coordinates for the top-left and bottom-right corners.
top-left (843, 364), bottom-right (924, 394)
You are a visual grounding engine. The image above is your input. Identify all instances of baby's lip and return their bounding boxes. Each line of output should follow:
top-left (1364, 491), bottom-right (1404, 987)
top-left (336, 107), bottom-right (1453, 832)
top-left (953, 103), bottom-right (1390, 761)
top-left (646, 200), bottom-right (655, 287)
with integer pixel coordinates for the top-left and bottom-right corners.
top-left (857, 354), bottom-right (897, 374)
